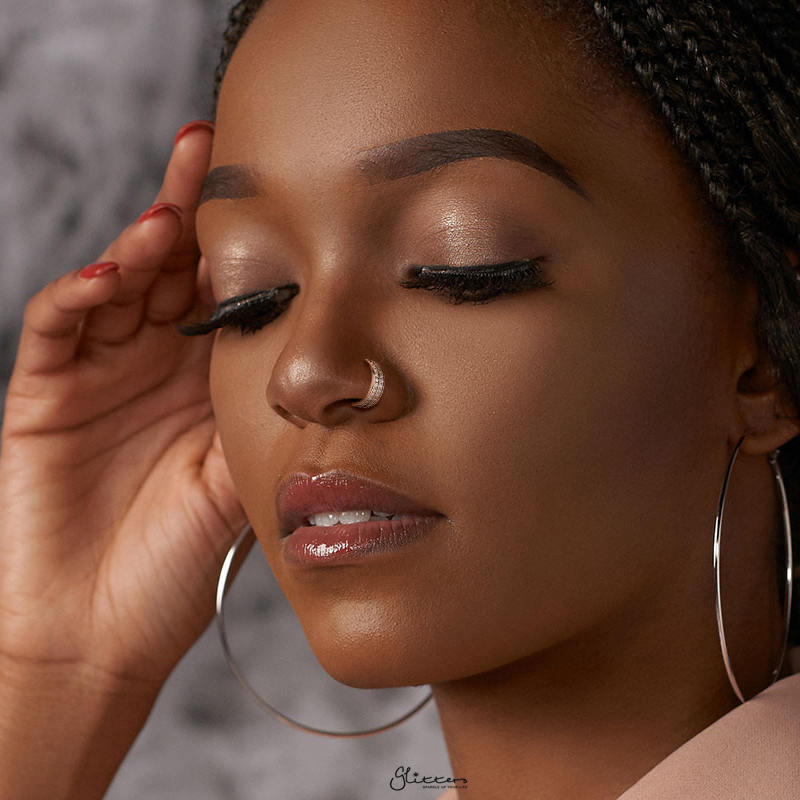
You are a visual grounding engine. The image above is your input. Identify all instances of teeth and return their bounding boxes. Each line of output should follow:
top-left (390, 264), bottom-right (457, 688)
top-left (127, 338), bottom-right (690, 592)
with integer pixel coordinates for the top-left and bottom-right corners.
top-left (309, 511), bottom-right (346, 527)
top-left (338, 509), bottom-right (371, 525)
top-left (307, 509), bottom-right (395, 526)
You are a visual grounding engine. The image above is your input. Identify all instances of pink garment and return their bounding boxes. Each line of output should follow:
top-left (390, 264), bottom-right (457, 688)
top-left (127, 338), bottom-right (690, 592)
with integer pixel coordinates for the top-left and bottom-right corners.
top-left (435, 648), bottom-right (800, 799)
top-left (618, 666), bottom-right (800, 799)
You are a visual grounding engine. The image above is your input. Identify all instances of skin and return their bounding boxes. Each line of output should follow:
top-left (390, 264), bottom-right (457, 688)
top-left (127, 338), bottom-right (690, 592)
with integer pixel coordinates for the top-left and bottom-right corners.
top-left (0, 1), bottom-right (797, 799)
top-left (199, 1), bottom-right (799, 798)
top-left (0, 122), bottom-right (240, 799)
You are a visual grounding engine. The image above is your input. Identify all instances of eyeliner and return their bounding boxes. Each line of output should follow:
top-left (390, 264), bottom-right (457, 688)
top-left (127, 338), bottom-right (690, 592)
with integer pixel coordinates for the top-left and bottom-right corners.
top-left (175, 283), bottom-right (299, 336)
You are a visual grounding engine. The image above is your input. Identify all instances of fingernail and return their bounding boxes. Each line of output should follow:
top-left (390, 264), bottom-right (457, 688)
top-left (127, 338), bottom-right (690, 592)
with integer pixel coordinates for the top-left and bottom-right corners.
top-left (174, 120), bottom-right (215, 147)
top-left (79, 261), bottom-right (120, 279)
top-left (137, 202), bottom-right (182, 224)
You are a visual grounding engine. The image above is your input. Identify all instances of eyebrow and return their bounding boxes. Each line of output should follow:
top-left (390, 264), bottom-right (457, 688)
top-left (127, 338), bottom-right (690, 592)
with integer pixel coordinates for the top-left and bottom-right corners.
top-left (198, 165), bottom-right (261, 206)
top-left (357, 128), bottom-right (589, 199)
top-left (198, 128), bottom-right (589, 205)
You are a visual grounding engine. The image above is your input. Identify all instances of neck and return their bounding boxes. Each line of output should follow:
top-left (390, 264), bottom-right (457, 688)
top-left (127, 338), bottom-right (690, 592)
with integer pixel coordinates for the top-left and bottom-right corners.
top-left (430, 584), bottom-right (743, 800)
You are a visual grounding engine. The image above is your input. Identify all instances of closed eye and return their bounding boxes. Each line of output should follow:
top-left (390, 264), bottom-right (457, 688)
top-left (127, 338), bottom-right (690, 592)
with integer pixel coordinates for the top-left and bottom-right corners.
top-left (400, 257), bottom-right (552, 304)
top-left (174, 258), bottom-right (552, 337)
top-left (175, 284), bottom-right (300, 336)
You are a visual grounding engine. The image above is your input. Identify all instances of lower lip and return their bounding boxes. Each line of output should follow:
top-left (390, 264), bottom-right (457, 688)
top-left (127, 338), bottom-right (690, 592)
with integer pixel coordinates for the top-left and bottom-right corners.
top-left (281, 515), bottom-right (442, 568)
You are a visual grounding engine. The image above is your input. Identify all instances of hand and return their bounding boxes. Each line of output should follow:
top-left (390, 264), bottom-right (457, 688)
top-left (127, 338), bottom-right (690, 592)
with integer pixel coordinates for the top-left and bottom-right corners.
top-left (0, 122), bottom-right (247, 688)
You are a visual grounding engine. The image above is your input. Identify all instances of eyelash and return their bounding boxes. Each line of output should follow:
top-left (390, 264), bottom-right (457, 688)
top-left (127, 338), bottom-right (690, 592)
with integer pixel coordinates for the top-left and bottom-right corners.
top-left (400, 258), bottom-right (551, 304)
top-left (175, 258), bottom-right (552, 337)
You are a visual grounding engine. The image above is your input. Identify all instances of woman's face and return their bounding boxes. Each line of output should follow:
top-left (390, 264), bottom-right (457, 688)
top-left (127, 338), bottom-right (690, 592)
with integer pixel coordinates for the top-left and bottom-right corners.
top-left (201, 0), bottom-right (752, 687)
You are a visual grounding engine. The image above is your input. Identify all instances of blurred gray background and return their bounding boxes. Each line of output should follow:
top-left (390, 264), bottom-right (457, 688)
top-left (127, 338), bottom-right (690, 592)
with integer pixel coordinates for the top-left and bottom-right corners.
top-left (0, 1), bottom-right (450, 797)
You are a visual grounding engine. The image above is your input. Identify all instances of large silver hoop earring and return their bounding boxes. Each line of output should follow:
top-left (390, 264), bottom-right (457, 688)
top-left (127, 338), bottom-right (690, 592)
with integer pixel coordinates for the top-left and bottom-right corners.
top-left (215, 523), bottom-right (433, 737)
top-left (714, 434), bottom-right (794, 703)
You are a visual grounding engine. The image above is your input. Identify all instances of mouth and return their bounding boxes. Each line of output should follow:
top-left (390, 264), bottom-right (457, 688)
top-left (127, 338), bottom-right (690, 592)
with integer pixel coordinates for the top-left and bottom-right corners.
top-left (276, 468), bottom-right (443, 538)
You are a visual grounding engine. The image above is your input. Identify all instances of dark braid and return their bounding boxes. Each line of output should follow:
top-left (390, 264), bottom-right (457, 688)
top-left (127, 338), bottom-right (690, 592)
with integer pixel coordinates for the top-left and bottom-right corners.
top-left (589, 2), bottom-right (800, 415)
top-left (210, 0), bottom-right (800, 642)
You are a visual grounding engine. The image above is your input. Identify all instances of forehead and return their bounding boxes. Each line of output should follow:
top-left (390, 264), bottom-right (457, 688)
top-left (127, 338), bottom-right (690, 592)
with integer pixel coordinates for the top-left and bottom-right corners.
top-left (210, 0), bottom-right (719, 263)
top-left (214, 0), bottom-right (614, 169)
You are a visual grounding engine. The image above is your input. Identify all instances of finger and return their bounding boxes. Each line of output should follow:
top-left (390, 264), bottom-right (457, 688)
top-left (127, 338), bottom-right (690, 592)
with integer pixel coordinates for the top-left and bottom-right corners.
top-left (14, 263), bottom-right (122, 376)
top-left (96, 121), bottom-right (212, 274)
top-left (153, 120), bottom-right (214, 270)
top-left (144, 254), bottom-right (213, 326)
top-left (140, 122), bottom-right (215, 328)
top-left (80, 206), bottom-right (184, 346)
top-left (201, 428), bottom-right (252, 564)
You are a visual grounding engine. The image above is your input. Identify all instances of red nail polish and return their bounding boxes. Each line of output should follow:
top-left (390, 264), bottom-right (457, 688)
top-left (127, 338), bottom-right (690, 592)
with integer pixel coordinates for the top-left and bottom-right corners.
top-left (137, 202), bottom-right (182, 224)
top-left (79, 261), bottom-right (119, 279)
top-left (174, 120), bottom-right (215, 147)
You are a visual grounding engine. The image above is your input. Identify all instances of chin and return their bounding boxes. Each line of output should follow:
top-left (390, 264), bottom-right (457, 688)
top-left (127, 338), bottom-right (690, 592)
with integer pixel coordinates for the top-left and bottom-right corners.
top-left (296, 605), bottom-right (447, 688)
top-left (306, 631), bottom-right (431, 689)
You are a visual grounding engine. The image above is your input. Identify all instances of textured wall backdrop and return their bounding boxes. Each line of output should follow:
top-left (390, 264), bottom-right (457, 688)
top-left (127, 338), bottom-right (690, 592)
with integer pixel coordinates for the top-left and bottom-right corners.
top-left (0, 2), bottom-right (450, 797)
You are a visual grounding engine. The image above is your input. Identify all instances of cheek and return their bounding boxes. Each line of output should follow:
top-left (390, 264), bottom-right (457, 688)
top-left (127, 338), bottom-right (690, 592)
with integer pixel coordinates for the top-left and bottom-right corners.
top-left (412, 262), bottom-right (722, 660)
top-left (208, 336), bottom-right (285, 520)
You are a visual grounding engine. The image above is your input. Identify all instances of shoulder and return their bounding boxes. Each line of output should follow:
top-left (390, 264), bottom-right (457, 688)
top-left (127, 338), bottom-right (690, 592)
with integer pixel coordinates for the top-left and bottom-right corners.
top-left (618, 668), bottom-right (800, 800)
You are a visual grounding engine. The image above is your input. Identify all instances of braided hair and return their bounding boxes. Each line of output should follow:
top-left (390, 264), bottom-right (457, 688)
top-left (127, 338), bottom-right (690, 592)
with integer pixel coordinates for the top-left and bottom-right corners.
top-left (209, 0), bottom-right (800, 643)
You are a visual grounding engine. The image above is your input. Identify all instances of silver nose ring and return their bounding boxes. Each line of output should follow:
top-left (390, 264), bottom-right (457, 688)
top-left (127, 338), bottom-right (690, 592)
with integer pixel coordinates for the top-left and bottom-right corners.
top-left (351, 358), bottom-right (385, 409)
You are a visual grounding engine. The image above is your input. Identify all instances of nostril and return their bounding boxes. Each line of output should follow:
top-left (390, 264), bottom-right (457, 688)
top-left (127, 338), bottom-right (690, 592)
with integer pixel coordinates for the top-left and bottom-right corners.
top-left (274, 404), bottom-right (307, 428)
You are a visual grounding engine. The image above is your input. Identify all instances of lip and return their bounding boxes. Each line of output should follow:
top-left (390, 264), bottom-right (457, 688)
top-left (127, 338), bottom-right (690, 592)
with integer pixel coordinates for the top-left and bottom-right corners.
top-left (276, 469), bottom-right (444, 568)
top-left (276, 469), bottom-right (441, 536)
top-left (281, 515), bottom-right (443, 568)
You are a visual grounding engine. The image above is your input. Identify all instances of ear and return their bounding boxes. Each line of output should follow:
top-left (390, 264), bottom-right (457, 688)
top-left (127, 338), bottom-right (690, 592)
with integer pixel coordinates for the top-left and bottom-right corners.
top-left (734, 247), bottom-right (800, 456)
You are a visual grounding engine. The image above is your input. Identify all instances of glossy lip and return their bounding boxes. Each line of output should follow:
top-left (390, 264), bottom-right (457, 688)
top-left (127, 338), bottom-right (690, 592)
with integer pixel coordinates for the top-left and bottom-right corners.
top-left (275, 468), bottom-right (442, 536)
top-left (276, 469), bottom-right (445, 569)
top-left (281, 514), bottom-right (443, 568)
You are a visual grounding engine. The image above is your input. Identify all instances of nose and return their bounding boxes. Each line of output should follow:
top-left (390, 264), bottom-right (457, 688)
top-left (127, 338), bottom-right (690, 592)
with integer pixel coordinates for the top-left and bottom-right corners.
top-left (265, 283), bottom-right (412, 428)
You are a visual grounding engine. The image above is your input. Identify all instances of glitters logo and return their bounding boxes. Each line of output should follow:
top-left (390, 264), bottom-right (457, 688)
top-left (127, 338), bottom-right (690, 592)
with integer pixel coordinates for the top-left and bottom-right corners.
top-left (389, 765), bottom-right (468, 791)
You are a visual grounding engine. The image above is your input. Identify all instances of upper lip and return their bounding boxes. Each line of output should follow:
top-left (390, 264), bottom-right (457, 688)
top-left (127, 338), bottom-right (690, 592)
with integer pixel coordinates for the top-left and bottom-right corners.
top-left (276, 469), bottom-right (441, 535)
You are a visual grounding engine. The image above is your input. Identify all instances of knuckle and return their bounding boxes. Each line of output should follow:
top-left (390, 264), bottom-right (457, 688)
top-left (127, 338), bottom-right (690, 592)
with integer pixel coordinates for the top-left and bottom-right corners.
top-left (22, 285), bottom-right (50, 323)
top-left (23, 274), bottom-right (80, 327)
